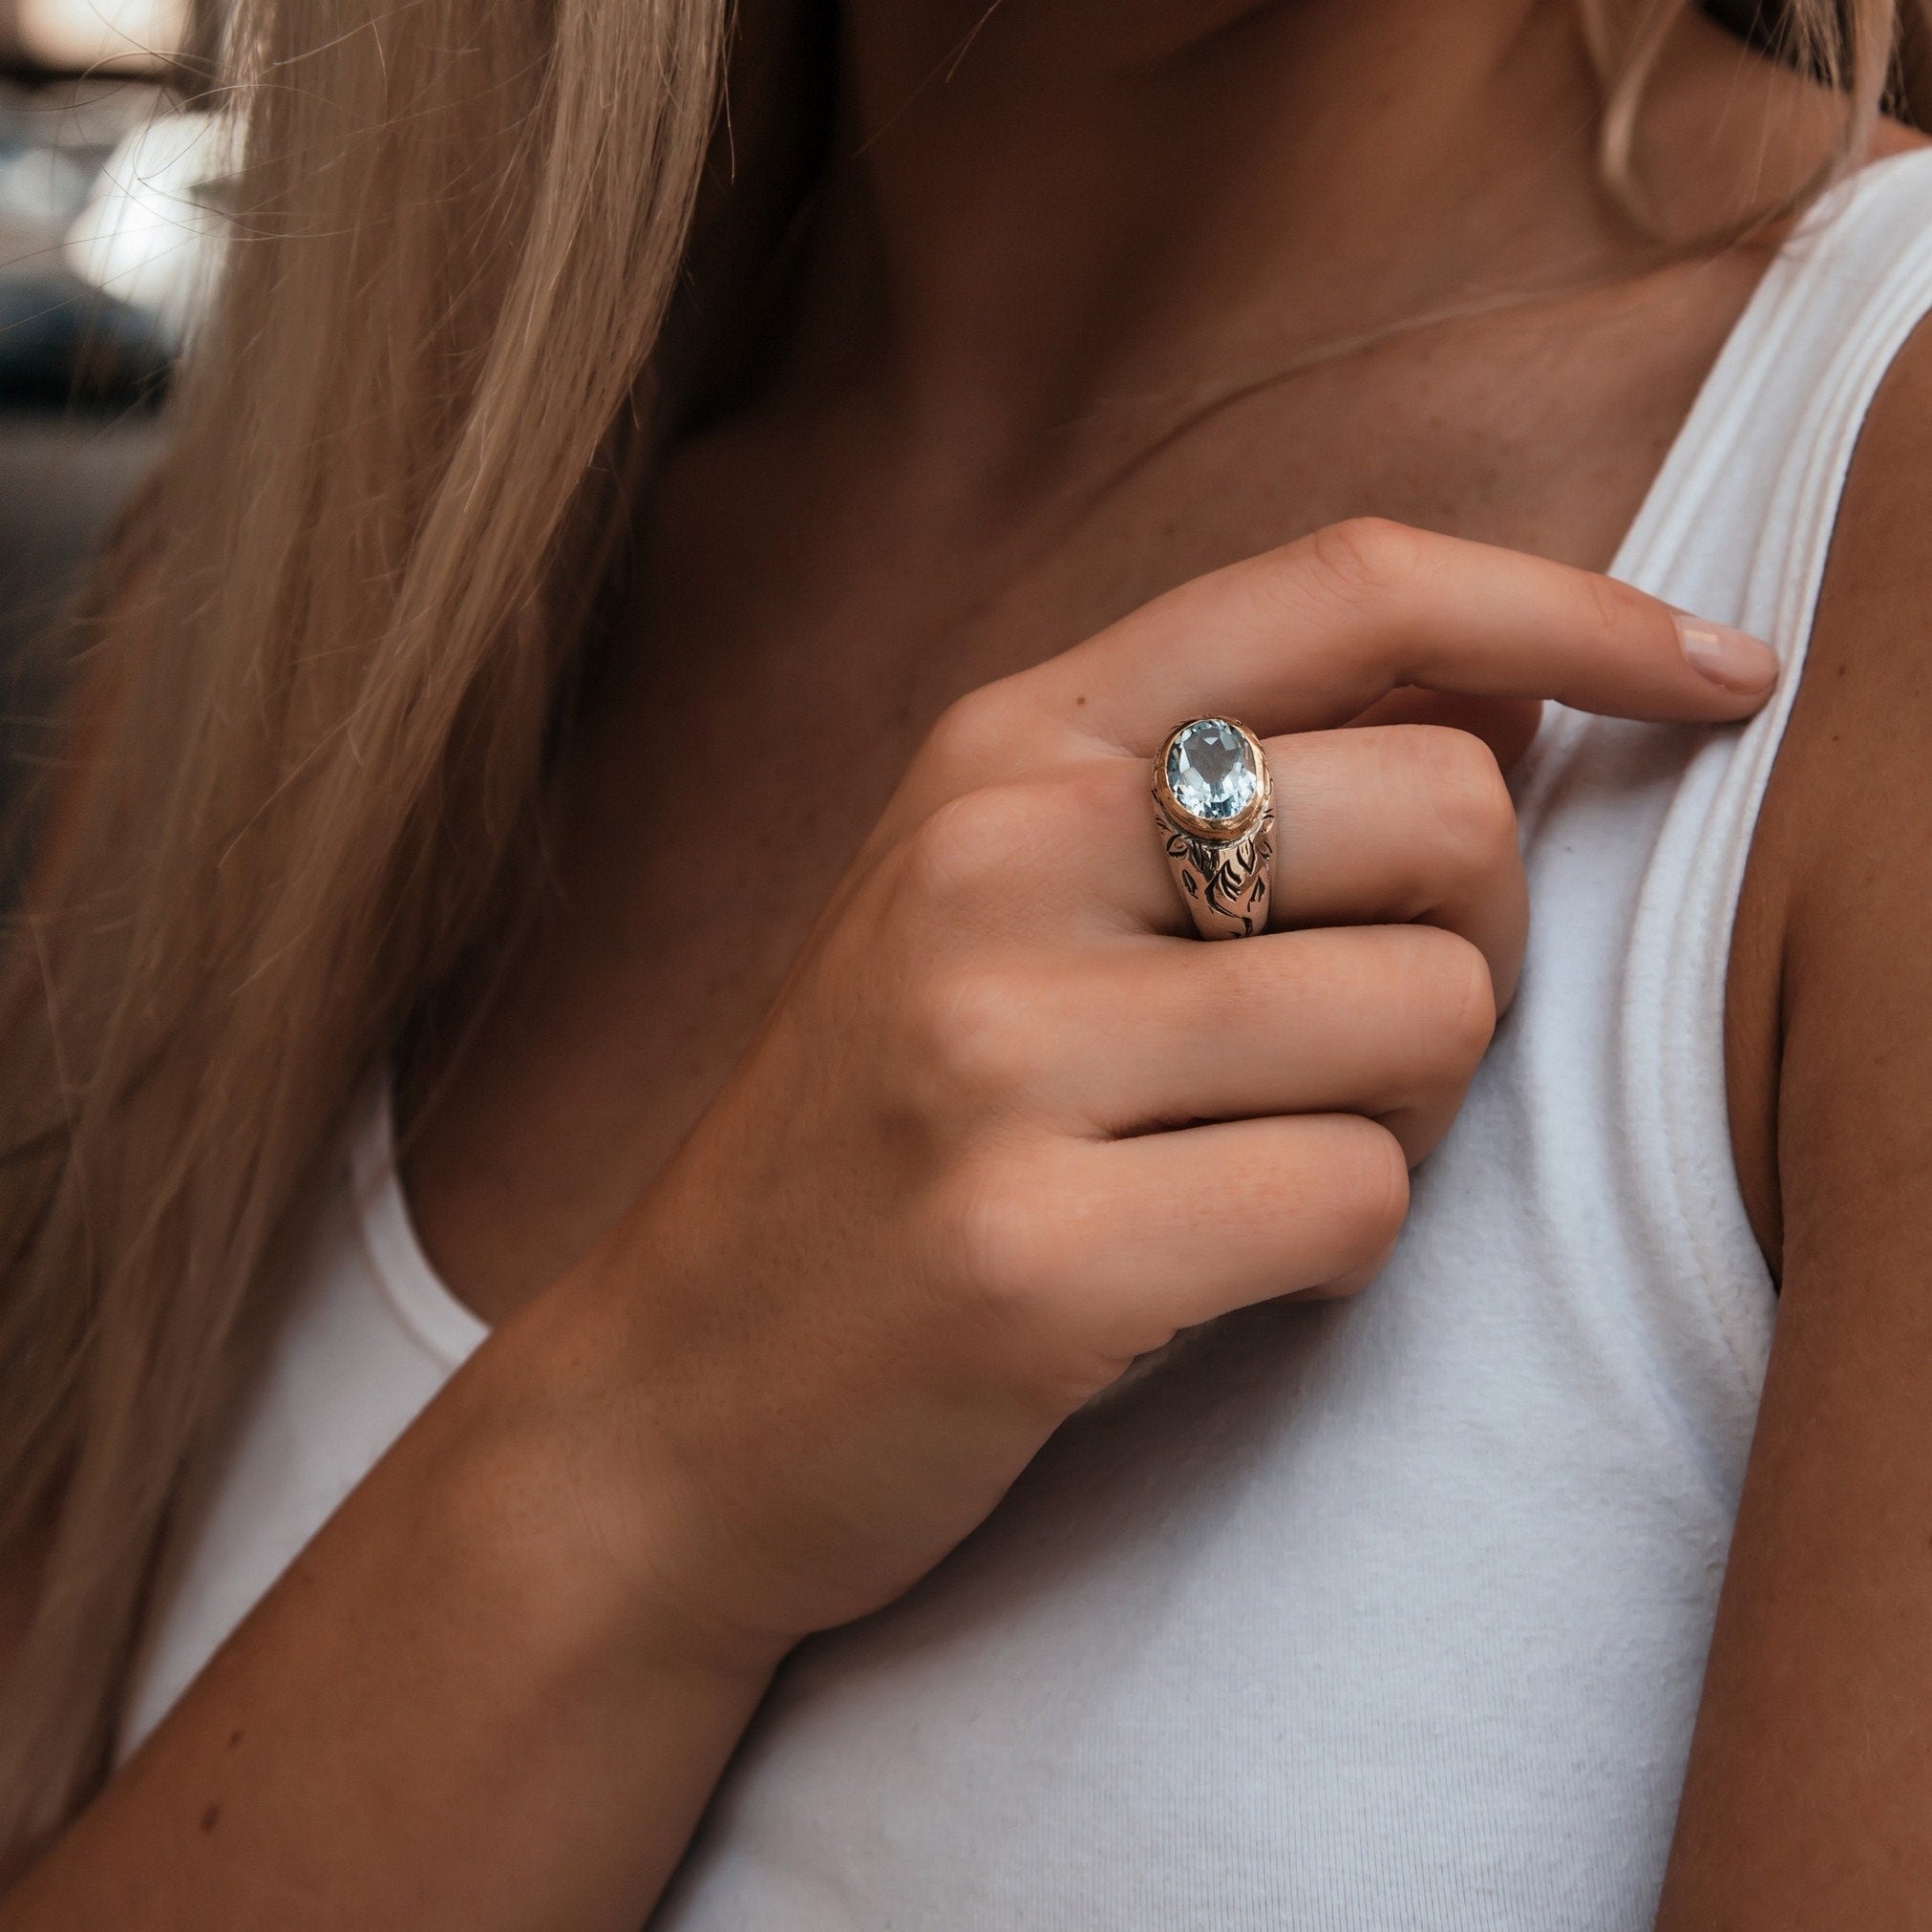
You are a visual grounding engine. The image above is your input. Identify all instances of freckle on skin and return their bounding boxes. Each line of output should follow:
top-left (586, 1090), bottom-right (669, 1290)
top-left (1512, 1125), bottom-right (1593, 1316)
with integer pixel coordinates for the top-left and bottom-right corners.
top-left (227, 1730), bottom-right (243, 1750)
top-left (200, 1803), bottom-right (222, 1835)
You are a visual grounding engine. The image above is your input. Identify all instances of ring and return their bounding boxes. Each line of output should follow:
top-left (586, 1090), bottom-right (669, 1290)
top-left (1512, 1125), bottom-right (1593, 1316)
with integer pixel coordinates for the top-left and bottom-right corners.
top-left (1152, 716), bottom-right (1275, 940)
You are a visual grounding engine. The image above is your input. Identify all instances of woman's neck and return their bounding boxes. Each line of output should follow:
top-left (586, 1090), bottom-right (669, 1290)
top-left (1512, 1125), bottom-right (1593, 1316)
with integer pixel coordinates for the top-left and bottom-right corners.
top-left (786, 0), bottom-right (1622, 463)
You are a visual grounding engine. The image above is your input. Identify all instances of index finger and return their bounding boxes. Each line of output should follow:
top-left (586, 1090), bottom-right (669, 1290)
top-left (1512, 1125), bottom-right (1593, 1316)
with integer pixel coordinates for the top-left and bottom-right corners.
top-left (1032, 519), bottom-right (1777, 755)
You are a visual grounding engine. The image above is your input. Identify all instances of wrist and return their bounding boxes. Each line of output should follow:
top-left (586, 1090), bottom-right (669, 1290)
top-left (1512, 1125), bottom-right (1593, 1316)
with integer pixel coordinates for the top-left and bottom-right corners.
top-left (422, 1267), bottom-right (796, 1690)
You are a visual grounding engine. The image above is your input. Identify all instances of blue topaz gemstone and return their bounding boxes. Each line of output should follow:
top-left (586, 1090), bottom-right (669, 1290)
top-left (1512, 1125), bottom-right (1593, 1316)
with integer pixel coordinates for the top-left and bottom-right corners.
top-left (1164, 718), bottom-right (1260, 826)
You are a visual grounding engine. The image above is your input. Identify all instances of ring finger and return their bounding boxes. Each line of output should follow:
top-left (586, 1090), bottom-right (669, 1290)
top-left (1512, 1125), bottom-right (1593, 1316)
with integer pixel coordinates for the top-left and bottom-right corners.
top-left (952, 723), bottom-right (1529, 1007)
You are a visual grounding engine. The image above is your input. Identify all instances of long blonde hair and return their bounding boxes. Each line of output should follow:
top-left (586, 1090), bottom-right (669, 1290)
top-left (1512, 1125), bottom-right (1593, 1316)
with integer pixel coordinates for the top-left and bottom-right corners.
top-left (0, 0), bottom-right (1911, 1860)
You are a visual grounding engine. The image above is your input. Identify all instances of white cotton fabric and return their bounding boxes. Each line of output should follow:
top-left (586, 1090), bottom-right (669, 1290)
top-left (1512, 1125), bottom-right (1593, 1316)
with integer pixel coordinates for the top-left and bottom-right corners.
top-left (122, 150), bottom-right (1932, 1929)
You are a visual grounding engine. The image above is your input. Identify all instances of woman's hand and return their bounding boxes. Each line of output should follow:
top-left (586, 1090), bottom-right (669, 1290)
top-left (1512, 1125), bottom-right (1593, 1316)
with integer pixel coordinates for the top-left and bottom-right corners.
top-left (4, 523), bottom-right (1776, 1932)
top-left (528, 519), bottom-right (1779, 1662)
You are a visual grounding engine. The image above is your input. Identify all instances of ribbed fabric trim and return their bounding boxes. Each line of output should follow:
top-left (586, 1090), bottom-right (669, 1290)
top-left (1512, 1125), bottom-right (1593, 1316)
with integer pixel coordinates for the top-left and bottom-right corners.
top-left (347, 1079), bottom-right (490, 1368)
top-left (1619, 145), bottom-right (1932, 1390)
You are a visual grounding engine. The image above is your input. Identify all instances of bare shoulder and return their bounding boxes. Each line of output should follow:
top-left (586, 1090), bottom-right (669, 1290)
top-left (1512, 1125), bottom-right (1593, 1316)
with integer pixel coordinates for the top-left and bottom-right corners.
top-left (1725, 238), bottom-right (1932, 1269)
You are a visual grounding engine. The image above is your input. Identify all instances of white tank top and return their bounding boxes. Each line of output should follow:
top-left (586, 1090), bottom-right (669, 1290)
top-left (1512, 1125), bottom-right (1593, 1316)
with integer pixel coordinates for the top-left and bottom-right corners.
top-left (122, 150), bottom-right (1932, 1929)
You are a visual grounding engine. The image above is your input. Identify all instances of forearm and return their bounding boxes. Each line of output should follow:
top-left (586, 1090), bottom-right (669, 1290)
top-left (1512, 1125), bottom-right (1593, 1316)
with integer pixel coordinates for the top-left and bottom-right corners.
top-left (0, 1288), bottom-right (779, 1932)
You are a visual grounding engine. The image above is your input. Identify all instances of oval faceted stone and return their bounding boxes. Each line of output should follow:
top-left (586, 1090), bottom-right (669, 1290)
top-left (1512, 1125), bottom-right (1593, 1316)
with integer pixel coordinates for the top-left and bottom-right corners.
top-left (1165, 718), bottom-right (1260, 824)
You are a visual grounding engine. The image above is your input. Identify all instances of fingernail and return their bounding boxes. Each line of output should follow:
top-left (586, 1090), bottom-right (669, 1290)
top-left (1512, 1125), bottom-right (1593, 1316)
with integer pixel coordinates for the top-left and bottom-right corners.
top-left (1673, 615), bottom-right (1778, 694)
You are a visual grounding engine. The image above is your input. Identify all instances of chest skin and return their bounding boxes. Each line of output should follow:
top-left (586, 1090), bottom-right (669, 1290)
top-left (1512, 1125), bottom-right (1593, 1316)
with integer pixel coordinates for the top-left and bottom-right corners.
top-left (396, 243), bottom-right (1791, 1326)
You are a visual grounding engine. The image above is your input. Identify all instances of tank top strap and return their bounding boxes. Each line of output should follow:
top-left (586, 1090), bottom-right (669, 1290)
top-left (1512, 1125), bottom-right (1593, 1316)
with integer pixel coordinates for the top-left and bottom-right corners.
top-left (1616, 142), bottom-right (1932, 626)
top-left (1603, 143), bottom-right (1932, 1388)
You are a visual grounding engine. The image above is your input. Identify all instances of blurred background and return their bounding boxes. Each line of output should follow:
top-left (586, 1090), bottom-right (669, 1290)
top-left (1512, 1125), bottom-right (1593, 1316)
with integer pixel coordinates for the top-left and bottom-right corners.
top-left (0, 0), bottom-right (221, 835)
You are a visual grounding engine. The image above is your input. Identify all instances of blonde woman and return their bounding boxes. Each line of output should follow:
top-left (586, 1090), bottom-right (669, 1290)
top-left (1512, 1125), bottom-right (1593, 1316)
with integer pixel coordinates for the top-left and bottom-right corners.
top-left (2, 0), bottom-right (1930, 1922)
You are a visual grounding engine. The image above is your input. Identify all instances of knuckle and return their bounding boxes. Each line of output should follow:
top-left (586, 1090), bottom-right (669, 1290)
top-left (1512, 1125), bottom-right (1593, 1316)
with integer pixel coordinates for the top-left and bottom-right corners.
top-left (1320, 1116), bottom-right (1412, 1262)
top-left (897, 788), bottom-right (1032, 911)
top-left (1404, 925), bottom-right (1498, 1071)
top-left (1300, 515), bottom-right (1429, 606)
top-left (920, 684), bottom-right (1017, 791)
top-left (1407, 727), bottom-right (1518, 873)
top-left (926, 1157), bottom-right (1066, 1320)
top-left (902, 964), bottom-right (1033, 1107)
top-left (1579, 566), bottom-right (1645, 650)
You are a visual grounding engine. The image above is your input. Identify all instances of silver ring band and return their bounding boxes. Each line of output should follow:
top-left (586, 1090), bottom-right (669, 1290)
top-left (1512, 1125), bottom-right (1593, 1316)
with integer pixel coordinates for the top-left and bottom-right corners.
top-left (1152, 716), bottom-right (1276, 940)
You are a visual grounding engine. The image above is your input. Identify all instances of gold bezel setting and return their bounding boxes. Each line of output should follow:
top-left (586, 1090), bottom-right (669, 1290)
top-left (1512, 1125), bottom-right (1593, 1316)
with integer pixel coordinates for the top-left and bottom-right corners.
top-left (1153, 717), bottom-right (1270, 841)
top-left (1151, 716), bottom-right (1277, 941)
